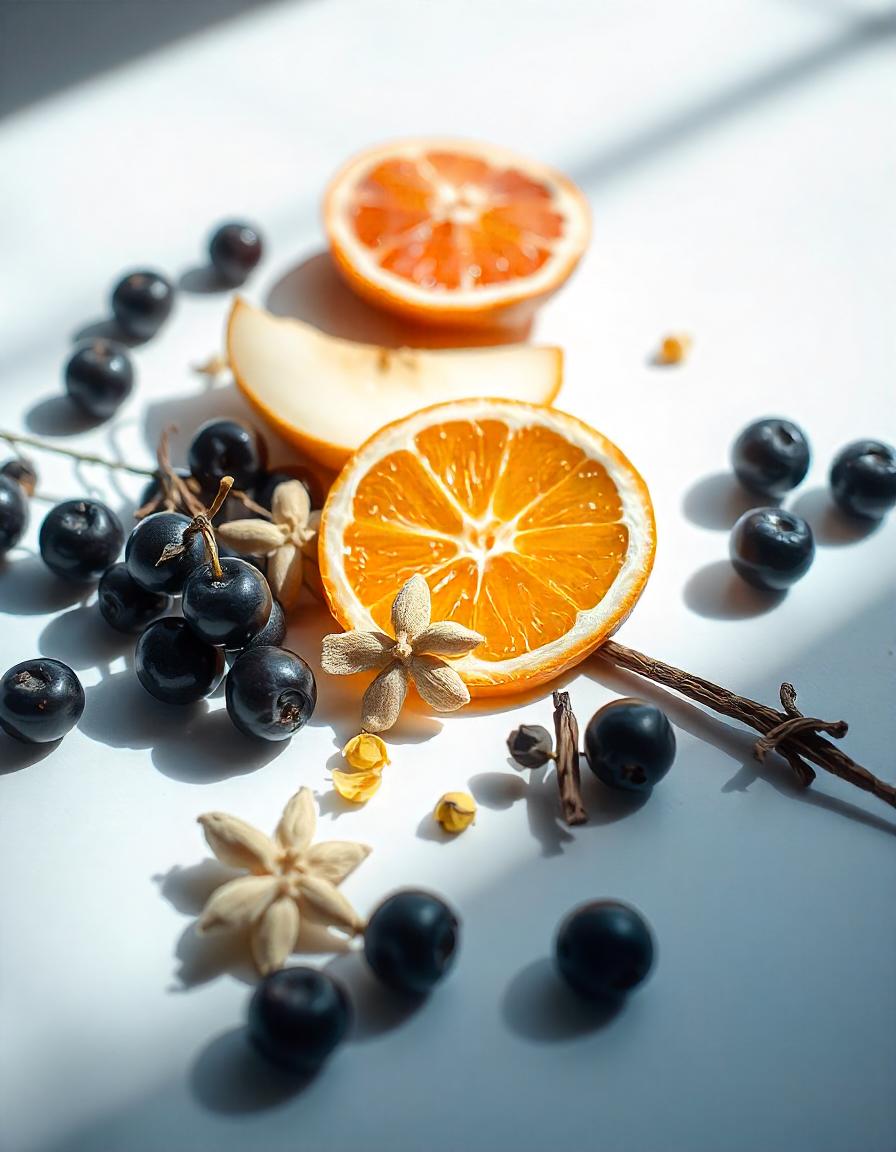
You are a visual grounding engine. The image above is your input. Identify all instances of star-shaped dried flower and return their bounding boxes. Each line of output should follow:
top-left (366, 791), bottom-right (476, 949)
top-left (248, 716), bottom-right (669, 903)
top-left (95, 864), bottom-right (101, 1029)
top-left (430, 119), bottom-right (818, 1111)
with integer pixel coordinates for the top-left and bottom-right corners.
top-left (217, 480), bottom-right (319, 612)
top-left (321, 574), bottom-right (483, 732)
top-left (195, 787), bottom-right (370, 975)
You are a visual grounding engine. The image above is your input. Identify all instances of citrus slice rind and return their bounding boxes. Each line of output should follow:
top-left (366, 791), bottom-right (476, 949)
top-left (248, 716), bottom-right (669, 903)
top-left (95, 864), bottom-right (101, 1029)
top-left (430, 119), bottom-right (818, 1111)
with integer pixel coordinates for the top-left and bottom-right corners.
top-left (324, 138), bottom-right (591, 327)
top-left (319, 399), bottom-right (655, 695)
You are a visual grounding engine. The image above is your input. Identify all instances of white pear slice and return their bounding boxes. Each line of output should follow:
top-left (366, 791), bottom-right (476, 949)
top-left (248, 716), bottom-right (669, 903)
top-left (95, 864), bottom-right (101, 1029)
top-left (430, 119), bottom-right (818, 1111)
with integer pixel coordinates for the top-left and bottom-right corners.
top-left (226, 298), bottom-right (562, 469)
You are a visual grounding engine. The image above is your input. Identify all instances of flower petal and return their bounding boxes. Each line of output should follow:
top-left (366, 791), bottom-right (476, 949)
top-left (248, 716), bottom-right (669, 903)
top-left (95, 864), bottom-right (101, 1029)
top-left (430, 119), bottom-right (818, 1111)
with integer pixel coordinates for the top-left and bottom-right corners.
top-left (268, 543), bottom-right (304, 613)
top-left (361, 662), bottom-right (408, 732)
top-left (391, 573), bottom-right (431, 639)
top-left (332, 769), bottom-right (382, 804)
top-left (251, 896), bottom-right (300, 975)
top-left (409, 654), bottom-right (471, 712)
top-left (197, 875), bottom-right (279, 934)
top-left (275, 787), bottom-right (317, 851)
top-left (306, 840), bottom-right (372, 884)
top-left (300, 874), bottom-right (364, 933)
top-left (272, 480), bottom-right (311, 535)
top-left (217, 519), bottom-right (287, 555)
top-left (342, 733), bottom-right (390, 771)
top-left (321, 631), bottom-right (392, 676)
top-left (413, 621), bottom-right (484, 658)
top-left (197, 812), bottom-right (278, 874)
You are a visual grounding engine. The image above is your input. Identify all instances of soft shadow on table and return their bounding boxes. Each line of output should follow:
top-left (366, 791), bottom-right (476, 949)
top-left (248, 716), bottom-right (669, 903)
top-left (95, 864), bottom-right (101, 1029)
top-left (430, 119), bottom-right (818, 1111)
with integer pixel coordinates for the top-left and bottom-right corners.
top-left (0, 732), bottom-right (59, 773)
top-left (24, 394), bottom-right (106, 438)
top-left (178, 265), bottom-right (232, 295)
top-left (502, 957), bottom-right (623, 1042)
top-left (38, 602), bottom-right (134, 672)
top-left (789, 486), bottom-right (881, 547)
top-left (0, 552), bottom-right (89, 615)
top-left (70, 317), bottom-right (147, 348)
top-left (683, 559), bottom-right (786, 620)
top-left (190, 1028), bottom-right (314, 1115)
top-left (682, 471), bottom-right (761, 531)
top-left (325, 950), bottom-right (424, 1042)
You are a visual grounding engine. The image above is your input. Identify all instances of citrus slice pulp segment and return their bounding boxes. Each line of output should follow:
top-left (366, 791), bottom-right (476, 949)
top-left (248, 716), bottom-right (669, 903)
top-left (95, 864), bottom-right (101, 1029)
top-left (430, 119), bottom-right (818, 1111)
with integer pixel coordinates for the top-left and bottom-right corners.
top-left (320, 399), bottom-right (656, 695)
top-left (325, 139), bottom-right (591, 326)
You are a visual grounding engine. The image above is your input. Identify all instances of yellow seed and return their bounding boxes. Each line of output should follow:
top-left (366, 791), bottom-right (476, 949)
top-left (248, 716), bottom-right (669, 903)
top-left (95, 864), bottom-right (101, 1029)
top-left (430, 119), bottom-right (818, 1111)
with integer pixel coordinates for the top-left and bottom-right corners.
top-left (342, 733), bottom-right (390, 772)
top-left (656, 333), bottom-right (692, 365)
top-left (434, 791), bottom-right (477, 834)
top-left (333, 769), bottom-right (382, 804)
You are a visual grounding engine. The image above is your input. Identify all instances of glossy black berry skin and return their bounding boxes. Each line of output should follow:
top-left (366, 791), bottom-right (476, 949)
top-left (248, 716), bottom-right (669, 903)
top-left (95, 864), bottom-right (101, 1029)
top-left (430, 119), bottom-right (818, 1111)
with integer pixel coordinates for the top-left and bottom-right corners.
top-left (182, 557), bottom-right (272, 647)
top-left (188, 419), bottom-right (267, 491)
top-left (135, 618), bottom-right (225, 704)
top-left (64, 339), bottom-right (134, 419)
top-left (226, 599), bottom-right (286, 662)
top-left (730, 508), bottom-right (815, 592)
top-left (364, 890), bottom-right (460, 997)
top-left (731, 418), bottom-right (811, 498)
top-left (39, 499), bottom-right (124, 582)
top-left (98, 563), bottom-right (171, 634)
top-left (125, 512), bottom-right (205, 595)
top-left (226, 645), bottom-right (315, 740)
top-left (0, 475), bottom-right (28, 555)
top-left (208, 222), bottom-right (264, 285)
top-left (556, 900), bottom-right (655, 1003)
top-left (110, 270), bottom-right (174, 340)
top-left (584, 699), bottom-right (676, 793)
top-left (248, 967), bottom-right (351, 1074)
top-left (829, 439), bottom-right (896, 520)
top-left (0, 659), bottom-right (84, 744)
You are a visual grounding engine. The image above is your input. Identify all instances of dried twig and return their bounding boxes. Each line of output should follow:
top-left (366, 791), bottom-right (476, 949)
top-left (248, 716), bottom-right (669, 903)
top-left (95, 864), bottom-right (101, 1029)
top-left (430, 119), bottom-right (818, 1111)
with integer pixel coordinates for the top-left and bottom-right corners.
top-left (552, 690), bottom-right (587, 825)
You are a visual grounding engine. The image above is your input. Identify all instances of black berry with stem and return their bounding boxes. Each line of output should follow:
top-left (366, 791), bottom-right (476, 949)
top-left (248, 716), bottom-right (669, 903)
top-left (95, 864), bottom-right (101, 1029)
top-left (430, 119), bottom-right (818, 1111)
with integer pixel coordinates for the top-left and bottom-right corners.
top-left (555, 900), bottom-right (655, 1003)
top-left (39, 499), bottom-right (124, 582)
top-left (225, 645), bottom-right (315, 740)
top-left (208, 221), bottom-right (264, 285)
top-left (363, 890), bottom-right (460, 997)
top-left (188, 419), bottom-right (267, 492)
top-left (110, 270), bottom-right (174, 340)
top-left (125, 512), bottom-right (205, 595)
top-left (731, 417), bottom-right (810, 498)
top-left (226, 599), bottom-right (285, 663)
top-left (730, 508), bottom-right (814, 591)
top-left (98, 563), bottom-right (171, 633)
top-left (829, 439), bottom-right (896, 520)
top-left (182, 555), bottom-right (272, 648)
top-left (135, 618), bottom-right (225, 704)
top-left (0, 475), bottom-right (28, 555)
top-left (584, 698), bottom-right (676, 793)
top-left (64, 340), bottom-right (134, 419)
top-left (248, 967), bottom-right (351, 1075)
top-left (0, 659), bottom-right (84, 743)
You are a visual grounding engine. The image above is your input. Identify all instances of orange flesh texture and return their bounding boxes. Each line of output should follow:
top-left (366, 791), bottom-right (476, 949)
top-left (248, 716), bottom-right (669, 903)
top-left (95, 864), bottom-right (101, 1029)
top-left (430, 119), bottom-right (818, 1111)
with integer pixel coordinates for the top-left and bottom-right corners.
top-left (343, 420), bottom-right (629, 662)
top-left (348, 152), bottom-right (567, 292)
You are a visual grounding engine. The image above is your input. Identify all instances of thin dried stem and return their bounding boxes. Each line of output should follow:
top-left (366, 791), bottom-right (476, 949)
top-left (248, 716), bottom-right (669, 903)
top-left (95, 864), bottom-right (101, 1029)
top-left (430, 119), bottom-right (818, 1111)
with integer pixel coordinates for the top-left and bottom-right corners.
top-left (552, 690), bottom-right (587, 825)
top-left (0, 430), bottom-right (154, 478)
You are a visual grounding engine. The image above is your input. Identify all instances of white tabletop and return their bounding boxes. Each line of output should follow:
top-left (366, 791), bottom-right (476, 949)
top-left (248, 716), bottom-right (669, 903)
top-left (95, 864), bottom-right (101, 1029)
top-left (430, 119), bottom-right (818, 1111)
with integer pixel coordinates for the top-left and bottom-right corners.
top-left (2, 3), bottom-right (895, 1150)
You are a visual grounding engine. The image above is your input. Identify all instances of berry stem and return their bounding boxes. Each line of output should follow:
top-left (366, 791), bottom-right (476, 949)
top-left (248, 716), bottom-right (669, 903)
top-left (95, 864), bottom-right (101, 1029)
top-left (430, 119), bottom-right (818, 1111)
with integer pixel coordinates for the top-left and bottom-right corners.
top-left (0, 430), bottom-right (155, 478)
top-left (552, 690), bottom-right (586, 825)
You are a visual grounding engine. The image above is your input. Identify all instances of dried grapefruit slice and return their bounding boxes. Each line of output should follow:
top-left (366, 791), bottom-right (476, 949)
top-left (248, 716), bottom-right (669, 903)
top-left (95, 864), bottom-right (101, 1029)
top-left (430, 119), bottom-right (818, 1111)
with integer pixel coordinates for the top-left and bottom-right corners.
top-left (320, 399), bottom-right (655, 695)
top-left (324, 139), bottom-right (591, 328)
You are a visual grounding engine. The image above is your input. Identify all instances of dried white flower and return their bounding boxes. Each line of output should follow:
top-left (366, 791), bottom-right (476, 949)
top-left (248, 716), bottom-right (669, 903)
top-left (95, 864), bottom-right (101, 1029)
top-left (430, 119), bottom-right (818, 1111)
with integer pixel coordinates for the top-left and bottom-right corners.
top-left (321, 574), bottom-right (483, 732)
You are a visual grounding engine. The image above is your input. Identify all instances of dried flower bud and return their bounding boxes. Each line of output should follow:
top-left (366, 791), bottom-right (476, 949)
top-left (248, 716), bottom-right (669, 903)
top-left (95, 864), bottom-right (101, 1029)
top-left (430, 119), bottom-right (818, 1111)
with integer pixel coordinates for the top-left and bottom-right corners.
top-left (342, 733), bottom-right (390, 772)
top-left (507, 724), bottom-right (554, 769)
top-left (0, 457), bottom-right (37, 497)
top-left (332, 769), bottom-right (382, 804)
top-left (433, 792), bottom-right (476, 834)
top-left (656, 333), bottom-right (692, 366)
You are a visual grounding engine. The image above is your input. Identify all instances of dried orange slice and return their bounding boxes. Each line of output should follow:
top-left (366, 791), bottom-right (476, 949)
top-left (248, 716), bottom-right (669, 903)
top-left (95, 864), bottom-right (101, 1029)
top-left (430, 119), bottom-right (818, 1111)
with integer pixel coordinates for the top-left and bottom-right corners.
top-left (319, 399), bottom-right (655, 695)
top-left (324, 139), bottom-right (591, 328)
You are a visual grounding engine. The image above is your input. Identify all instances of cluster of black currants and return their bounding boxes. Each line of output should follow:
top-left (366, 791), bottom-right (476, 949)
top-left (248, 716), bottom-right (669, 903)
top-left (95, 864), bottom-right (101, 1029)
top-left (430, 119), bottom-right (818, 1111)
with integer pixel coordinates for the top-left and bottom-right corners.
top-left (63, 221), bottom-right (264, 421)
top-left (728, 419), bottom-right (896, 593)
top-left (248, 889), bottom-right (654, 1076)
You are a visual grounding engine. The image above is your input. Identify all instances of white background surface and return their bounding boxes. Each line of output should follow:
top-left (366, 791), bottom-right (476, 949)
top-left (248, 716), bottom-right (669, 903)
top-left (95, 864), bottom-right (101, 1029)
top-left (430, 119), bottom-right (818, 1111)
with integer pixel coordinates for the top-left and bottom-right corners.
top-left (1, 2), bottom-right (895, 1150)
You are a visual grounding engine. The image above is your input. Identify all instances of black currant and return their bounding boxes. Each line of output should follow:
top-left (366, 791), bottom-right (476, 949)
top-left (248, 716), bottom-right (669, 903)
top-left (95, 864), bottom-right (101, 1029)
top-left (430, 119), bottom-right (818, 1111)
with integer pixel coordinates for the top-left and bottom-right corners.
top-left (248, 967), bottom-right (351, 1074)
top-left (829, 439), bottom-right (896, 520)
top-left (182, 557), bottom-right (272, 648)
top-left (0, 658), bottom-right (85, 744)
top-left (555, 900), bottom-right (655, 1003)
top-left (97, 563), bottom-right (171, 633)
top-left (731, 418), bottom-right (810, 498)
top-left (64, 339), bottom-right (134, 419)
top-left (135, 618), bottom-right (225, 705)
top-left (208, 221), bottom-right (264, 285)
top-left (188, 419), bottom-right (267, 491)
top-left (110, 270), bottom-right (174, 340)
top-left (584, 698), bottom-right (676, 793)
top-left (39, 499), bottom-right (124, 583)
top-left (730, 508), bottom-right (814, 592)
top-left (125, 512), bottom-right (206, 595)
top-left (226, 599), bottom-right (286, 663)
top-left (363, 890), bottom-right (460, 997)
top-left (0, 475), bottom-right (28, 556)
top-left (225, 645), bottom-right (315, 741)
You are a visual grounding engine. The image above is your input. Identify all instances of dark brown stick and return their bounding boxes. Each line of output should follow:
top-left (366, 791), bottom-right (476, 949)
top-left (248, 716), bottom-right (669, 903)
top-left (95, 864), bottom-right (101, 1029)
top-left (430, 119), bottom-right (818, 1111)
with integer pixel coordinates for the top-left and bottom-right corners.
top-left (599, 640), bottom-right (896, 811)
top-left (552, 690), bottom-right (587, 825)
